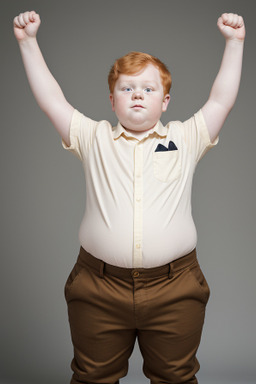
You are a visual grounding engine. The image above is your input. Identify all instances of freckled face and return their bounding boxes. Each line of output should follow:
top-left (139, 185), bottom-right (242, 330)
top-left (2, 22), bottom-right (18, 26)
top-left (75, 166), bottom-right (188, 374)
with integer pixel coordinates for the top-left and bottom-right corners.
top-left (109, 64), bottom-right (170, 133)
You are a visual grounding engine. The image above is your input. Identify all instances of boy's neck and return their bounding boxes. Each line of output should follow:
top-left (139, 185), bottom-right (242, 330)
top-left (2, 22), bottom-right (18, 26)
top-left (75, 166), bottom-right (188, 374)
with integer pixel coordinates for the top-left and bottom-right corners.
top-left (124, 127), bottom-right (154, 139)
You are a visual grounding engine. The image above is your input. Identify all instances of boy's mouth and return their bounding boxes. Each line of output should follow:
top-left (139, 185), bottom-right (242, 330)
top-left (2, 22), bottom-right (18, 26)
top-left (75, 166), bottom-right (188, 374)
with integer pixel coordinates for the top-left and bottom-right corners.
top-left (132, 104), bottom-right (145, 109)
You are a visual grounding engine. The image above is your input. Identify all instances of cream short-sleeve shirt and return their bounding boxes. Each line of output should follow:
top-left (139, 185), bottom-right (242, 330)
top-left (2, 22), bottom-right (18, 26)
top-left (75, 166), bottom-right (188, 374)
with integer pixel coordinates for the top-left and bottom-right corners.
top-left (62, 109), bottom-right (218, 268)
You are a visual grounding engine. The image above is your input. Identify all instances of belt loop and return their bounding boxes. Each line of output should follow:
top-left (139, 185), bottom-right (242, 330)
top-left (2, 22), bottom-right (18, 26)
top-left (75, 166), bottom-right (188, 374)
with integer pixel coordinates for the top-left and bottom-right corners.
top-left (168, 262), bottom-right (174, 279)
top-left (99, 261), bottom-right (105, 278)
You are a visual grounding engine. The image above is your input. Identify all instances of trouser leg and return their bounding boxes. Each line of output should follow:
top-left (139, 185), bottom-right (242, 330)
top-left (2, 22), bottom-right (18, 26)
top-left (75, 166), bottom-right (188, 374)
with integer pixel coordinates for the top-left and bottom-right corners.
top-left (65, 258), bottom-right (137, 384)
top-left (136, 260), bottom-right (210, 384)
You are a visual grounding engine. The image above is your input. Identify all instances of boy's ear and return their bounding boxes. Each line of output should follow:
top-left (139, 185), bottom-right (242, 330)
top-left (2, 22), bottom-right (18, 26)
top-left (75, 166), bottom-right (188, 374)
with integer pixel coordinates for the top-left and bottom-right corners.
top-left (109, 94), bottom-right (115, 111)
top-left (162, 94), bottom-right (171, 112)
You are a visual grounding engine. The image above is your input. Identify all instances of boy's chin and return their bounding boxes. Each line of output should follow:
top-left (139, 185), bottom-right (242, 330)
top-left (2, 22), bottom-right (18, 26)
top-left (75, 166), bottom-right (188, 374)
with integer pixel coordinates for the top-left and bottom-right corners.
top-left (123, 125), bottom-right (155, 134)
top-left (120, 120), bottom-right (157, 132)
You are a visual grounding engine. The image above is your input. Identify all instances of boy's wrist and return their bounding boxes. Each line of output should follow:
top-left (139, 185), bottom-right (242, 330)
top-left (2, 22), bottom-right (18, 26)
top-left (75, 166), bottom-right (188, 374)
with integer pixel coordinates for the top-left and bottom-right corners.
top-left (225, 37), bottom-right (245, 47)
top-left (18, 36), bottom-right (38, 47)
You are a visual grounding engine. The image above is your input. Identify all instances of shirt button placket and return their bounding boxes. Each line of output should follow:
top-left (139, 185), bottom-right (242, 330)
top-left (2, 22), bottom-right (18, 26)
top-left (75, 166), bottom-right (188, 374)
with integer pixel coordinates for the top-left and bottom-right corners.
top-left (133, 142), bottom-right (143, 268)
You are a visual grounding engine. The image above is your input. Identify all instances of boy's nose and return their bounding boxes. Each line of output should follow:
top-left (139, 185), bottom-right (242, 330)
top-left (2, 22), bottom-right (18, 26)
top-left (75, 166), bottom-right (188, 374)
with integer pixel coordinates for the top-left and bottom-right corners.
top-left (132, 91), bottom-right (144, 100)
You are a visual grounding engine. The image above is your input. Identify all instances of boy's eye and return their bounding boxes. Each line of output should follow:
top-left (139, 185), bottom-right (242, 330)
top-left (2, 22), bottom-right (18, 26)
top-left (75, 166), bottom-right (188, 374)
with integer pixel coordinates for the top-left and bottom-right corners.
top-left (144, 87), bottom-right (153, 93)
top-left (123, 87), bottom-right (133, 92)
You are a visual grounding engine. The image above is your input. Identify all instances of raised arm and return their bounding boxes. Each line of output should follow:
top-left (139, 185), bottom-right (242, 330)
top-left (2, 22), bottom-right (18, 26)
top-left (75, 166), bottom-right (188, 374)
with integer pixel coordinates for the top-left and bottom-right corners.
top-left (13, 10), bottom-right (74, 146)
top-left (201, 13), bottom-right (246, 142)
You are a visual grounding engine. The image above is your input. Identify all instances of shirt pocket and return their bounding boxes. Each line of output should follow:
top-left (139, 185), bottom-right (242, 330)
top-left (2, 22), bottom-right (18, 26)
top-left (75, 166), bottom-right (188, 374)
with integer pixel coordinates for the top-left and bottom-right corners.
top-left (153, 151), bottom-right (181, 183)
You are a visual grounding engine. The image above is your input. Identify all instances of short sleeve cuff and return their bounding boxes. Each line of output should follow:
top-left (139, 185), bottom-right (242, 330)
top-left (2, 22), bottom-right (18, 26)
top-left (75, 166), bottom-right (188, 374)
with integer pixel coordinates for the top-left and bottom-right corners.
top-left (62, 109), bottom-right (82, 149)
top-left (195, 109), bottom-right (219, 148)
top-left (61, 109), bottom-right (84, 161)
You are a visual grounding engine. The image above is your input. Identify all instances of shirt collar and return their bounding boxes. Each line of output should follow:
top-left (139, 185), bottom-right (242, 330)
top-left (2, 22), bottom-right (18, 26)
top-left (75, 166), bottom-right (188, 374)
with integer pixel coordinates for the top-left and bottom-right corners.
top-left (113, 121), bottom-right (168, 140)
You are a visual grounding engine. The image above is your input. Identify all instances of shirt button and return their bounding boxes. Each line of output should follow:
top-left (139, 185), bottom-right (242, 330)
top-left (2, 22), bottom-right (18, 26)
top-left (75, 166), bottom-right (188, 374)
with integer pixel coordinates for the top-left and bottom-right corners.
top-left (136, 243), bottom-right (141, 249)
top-left (133, 271), bottom-right (140, 278)
top-left (136, 197), bottom-right (141, 202)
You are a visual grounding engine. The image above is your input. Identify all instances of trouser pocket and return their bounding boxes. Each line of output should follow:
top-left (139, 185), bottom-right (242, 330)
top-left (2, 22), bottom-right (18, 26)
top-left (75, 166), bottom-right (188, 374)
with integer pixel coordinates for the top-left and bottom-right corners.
top-left (64, 261), bottom-right (84, 302)
top-left (188, 261), bottom-right (210, 304)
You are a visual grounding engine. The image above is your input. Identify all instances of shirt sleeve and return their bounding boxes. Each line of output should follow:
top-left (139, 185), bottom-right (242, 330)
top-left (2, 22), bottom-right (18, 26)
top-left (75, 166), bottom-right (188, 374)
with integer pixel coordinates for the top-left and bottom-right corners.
top-left (61, 109), bottom-right (97, 162)
top-left (179, 109), bottom-right (219, 164)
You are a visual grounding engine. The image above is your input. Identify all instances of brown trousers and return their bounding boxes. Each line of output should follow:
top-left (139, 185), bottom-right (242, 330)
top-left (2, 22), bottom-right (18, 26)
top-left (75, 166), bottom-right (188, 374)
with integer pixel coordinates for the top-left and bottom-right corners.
top-left (65, 247), bottom-right (210, 384)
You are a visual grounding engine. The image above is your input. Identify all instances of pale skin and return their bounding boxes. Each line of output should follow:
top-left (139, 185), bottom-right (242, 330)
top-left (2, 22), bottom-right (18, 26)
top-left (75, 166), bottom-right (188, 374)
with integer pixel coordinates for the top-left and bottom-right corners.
top-left (109, 64), bottom-right (170, 136)
top-left (13, 11), bottom-right (245, 146)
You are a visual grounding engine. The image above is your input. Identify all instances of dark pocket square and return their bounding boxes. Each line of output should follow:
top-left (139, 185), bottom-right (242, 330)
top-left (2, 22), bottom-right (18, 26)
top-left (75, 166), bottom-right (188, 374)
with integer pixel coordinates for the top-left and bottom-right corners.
top-left (155, 141), bottom-right (178, 152)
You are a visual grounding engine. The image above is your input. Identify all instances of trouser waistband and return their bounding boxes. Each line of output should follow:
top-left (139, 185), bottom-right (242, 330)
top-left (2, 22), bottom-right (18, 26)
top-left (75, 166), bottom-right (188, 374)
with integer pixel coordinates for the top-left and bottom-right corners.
top-left (77, 247), bottom-right (198, 280)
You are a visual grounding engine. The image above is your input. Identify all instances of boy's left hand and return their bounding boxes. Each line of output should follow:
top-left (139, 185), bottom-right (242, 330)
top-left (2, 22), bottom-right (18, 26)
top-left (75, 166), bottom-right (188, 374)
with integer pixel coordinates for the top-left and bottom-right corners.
top-left (217, 13), bottom-right (245, 42)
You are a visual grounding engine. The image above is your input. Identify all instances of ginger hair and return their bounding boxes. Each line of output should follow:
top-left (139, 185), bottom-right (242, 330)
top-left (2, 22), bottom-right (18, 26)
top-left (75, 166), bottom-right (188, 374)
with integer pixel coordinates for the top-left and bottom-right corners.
top-left (108, 51), bottom-right (172, 95)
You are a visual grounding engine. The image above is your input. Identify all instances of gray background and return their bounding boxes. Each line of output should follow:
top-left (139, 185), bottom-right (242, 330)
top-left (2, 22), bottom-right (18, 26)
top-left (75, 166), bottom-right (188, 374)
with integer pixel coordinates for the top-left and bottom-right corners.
top-left (1, 0), bottom-right (256, 383)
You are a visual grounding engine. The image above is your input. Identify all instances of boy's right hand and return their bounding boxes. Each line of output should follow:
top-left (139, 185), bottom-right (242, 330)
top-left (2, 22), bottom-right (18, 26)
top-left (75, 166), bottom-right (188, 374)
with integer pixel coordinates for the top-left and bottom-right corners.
top-left (13, 11), bottom-right (41, 42)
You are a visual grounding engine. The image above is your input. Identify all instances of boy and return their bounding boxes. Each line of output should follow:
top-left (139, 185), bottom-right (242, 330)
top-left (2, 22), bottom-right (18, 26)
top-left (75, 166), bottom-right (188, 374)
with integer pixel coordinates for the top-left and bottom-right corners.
top-left (13, 10), bottom-right (245, 384)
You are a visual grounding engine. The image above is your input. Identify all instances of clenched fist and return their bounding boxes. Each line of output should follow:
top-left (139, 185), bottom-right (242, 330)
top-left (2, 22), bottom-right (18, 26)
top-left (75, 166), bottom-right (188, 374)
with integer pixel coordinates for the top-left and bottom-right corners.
top-left (217, 13), bottom-right (245, 41)
top-left (13, 11), bottom-right (41, 42)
